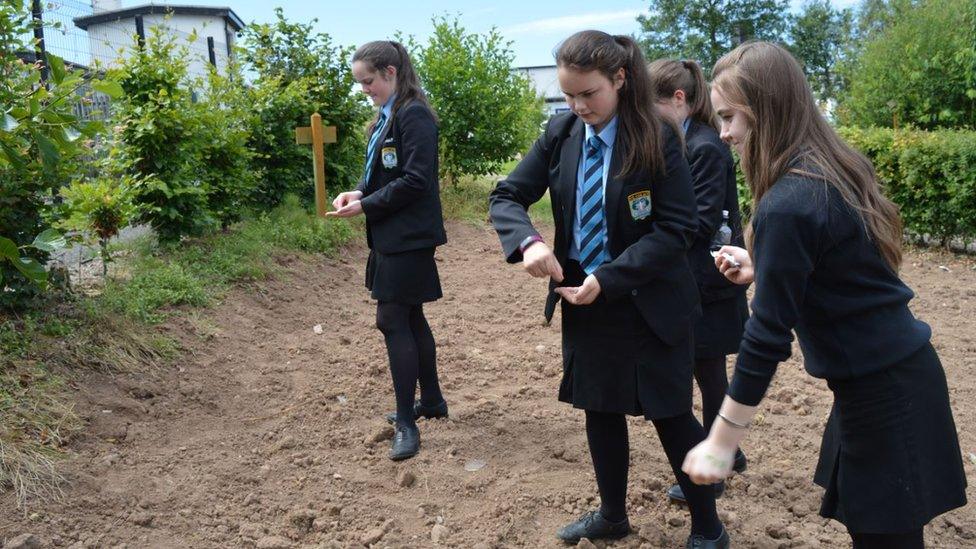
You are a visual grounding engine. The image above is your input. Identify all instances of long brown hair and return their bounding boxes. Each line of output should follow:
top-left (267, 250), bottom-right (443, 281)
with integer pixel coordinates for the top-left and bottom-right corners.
top-left (352, 40), bottom-right (435, 133)
top-left (556, 31), bottom-right (665, 177)
top-left (648, 58), bottom-right (718, 131)
top-left (711, 41), bottom-right (903, 270)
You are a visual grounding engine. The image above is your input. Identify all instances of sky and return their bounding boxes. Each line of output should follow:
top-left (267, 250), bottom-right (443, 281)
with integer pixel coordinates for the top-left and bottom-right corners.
top-left (117, 0), bottom-right (863, 67)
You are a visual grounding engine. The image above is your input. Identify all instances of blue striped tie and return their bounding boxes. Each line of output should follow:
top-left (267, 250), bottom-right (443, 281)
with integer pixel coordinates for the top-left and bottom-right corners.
top-left (579, 136), bottom-right (608, 275)
top-left (363, 111), bottom-right (388, 184)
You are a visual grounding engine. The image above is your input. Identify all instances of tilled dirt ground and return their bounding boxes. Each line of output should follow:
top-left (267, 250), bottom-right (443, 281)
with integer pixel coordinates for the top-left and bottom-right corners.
top-left (1, 221), bottom-right (974, 549)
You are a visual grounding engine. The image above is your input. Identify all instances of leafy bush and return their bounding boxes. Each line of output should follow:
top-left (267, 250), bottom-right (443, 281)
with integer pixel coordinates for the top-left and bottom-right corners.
top-left (0, 1), bottom-right (112, 308)
top-left (840, 126), bottom-right (976, 245)
top-left (240, 9), bottom-right (369, 207)
top-left (837, 0), bottom-right (976, 130)
top-left (407, 16), bottom-right (545, 185)
top-left (109, 28), bottom-right (213, 243)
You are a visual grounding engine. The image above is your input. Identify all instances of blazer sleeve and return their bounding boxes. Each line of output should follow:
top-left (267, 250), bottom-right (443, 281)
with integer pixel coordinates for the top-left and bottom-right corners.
top-left (688, 141), bottom-right (731, 241)
top-left (728, 189), bottom-right (821, 405)
top-left (488, 120), bottom-right (556, 264)
top-left (360, 105), bottom-right (438, 222)
top-left (593, 129), bottom-right (699, 300)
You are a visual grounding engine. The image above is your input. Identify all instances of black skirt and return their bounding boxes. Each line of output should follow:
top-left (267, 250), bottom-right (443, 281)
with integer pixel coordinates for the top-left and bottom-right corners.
top-left (693, 291), bottom-right (749, 359)
top-left (813, 342), bottom-right (967, 533)
top-left (557, 261), bottom-right (694, 419)
top-left (365, 247), bottom-right (442, 304)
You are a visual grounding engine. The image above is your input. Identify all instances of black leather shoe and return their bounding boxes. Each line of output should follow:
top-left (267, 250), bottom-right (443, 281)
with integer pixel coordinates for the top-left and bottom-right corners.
top-left (556, 510), bottom-right (630, 544)
top-left (667, 481), bottom-right (725, 504)
top-left (732, 449), bottom-right (747, 473)
top-left (385, 400), bottom-right (449, 424)
top-left (388, 423), bottom-right (420, 461)
top-left (686, 527), bottom-right (730, 549)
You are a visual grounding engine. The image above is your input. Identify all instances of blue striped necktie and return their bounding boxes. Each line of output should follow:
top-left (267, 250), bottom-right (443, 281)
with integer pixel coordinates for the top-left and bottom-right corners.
top-left (363, 111), bottom-right (388, 184)
top-left (579, 135), bottom-right (608, 275)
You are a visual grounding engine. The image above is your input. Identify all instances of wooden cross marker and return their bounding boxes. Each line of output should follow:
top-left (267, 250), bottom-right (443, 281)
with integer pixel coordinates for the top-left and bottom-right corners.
top-left (295, 113), bottom-right (338, 218)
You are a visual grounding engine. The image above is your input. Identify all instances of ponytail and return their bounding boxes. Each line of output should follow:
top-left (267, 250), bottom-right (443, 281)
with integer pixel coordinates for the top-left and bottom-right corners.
top-left (648, 58), bottom-right (718, 131)
top-left (556, 30), bottom-right (666, 177)
top-left (353, 40), bottom-right (437, 133)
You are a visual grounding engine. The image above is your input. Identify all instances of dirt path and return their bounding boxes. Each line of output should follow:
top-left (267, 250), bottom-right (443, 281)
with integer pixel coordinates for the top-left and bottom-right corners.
top-left (2, 221), bottom-right (974, 549)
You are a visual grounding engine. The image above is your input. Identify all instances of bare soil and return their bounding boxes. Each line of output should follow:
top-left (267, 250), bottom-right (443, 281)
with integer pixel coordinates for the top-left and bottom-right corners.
top-left (2, 221), bottom-right (974, 549)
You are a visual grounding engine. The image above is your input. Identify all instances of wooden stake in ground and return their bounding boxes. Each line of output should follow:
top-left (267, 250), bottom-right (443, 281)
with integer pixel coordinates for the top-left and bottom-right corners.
top-left (295, 113), bottom-right (338, 218)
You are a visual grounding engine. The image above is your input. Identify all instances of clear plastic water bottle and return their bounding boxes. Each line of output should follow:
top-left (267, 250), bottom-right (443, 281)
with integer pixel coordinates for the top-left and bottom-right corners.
top-left (709, 210), bottom-right (733, 255)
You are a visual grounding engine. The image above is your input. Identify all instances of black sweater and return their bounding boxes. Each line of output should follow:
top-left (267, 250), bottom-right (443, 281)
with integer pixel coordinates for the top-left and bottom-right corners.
top-left (728, 174), bottom-right (931, 406)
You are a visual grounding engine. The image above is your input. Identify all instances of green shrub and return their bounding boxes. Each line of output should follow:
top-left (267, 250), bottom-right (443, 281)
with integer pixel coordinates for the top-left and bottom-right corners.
top-left (0, 1), bottom-right (113, 308)
top-left (240, 9), bottom-right (369, 208)
top-left (841, 127), bottom-right (976, 245)
top-left (110, 28), bottom-right (213, 242)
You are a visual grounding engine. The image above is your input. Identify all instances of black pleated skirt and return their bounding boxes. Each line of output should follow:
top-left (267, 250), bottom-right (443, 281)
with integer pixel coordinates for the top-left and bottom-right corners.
top-left (813, 342), bottom-right (968, 533)
top-left (365, 247), bottom-right (442, 304)
top-left (693, 291), bottom-right (749, 360)
top-left (557, 261), bottom-right (694, 419)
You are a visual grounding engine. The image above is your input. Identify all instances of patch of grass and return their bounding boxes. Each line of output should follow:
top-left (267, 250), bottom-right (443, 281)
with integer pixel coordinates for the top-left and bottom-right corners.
top-left (441, 176), bottom-right (553, 227)
top-left (101, 195), bottom-right (355, 324)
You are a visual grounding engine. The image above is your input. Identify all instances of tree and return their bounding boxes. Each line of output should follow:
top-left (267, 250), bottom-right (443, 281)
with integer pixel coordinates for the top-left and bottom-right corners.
top-left (638, 0), bottom-right (789, 74)
top-left (407, 16), bottom-right (544, 185)
top-left (837, 0), bottom-right (976, 130)
top-left (787, 0), bottom-right (853, 104)
top-left (240, 9), bottom-right (369, 206)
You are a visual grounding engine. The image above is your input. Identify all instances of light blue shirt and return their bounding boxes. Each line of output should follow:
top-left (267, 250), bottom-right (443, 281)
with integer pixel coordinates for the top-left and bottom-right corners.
top-left (380, 93), bottom-right (396, 121)
top-left (569, 116), bottom-right (618, 262)
top-left (682, 117), bottom-right (691, 134)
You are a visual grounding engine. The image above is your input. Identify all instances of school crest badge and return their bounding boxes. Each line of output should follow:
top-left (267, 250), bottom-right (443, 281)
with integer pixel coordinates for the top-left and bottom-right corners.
top-left (381, 146), bottom-right (397, 169)
top-left (627, 190), bottom-right (651, 221)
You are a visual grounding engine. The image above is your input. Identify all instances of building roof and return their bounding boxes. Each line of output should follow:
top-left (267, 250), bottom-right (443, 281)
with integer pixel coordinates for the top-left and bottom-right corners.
top-left (73, 4), bottom-right (245, 32)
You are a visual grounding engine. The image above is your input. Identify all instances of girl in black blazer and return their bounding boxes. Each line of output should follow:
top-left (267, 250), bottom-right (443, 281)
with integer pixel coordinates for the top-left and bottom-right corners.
top-left (330, 41), bottom-right (448, 462)
top-left (648, 59), bottom-right (750, 503)
top-left (683, 42), bottom-right (966, 549)
top-left (490, 31), bottom-right (728, 549)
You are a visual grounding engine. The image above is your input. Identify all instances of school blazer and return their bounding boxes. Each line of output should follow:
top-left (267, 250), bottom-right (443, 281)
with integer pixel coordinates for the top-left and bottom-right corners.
top-left (356, 101), bottom-right (447, 254)
top-left (489, 112), bottom-right (701, 346)
top-left (684, 120), bottom-right (749, 303)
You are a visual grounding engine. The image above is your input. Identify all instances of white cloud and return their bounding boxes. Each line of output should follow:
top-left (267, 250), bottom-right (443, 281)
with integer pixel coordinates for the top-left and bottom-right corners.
top-left (503, 9), bottom-right (646, 36)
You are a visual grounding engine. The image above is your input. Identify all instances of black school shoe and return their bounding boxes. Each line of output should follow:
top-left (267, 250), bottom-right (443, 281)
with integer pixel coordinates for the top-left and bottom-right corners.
top-left (667, 481), bottom-right (726, 503)
top-left (556, 510), bottom-right (631, 544)
top-left (667, 449), bottom-right (746, 504)
top-left (686, 527), bottom-right (730, 549)
top-left (388, 423), bottom-right (420, 461)
top-left (385, 400), bottom-right (449, 424)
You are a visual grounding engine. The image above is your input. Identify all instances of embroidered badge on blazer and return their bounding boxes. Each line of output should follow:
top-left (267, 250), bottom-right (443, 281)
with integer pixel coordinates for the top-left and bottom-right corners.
top-left (381, 146), bottom-right (397, 169)
top-left (627, 190), bottom-right (652, 221)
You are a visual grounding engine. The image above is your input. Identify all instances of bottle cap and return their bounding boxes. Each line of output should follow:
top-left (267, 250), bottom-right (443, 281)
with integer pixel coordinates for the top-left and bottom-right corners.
top-left (722, 209), bottom-right (729, 217)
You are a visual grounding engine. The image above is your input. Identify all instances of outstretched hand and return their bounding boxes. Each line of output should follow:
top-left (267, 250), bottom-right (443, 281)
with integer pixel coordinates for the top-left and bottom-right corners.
top-left (327, 191), bottom-right (365, 218)
top-left (554, 274), bottom-right (601, 305)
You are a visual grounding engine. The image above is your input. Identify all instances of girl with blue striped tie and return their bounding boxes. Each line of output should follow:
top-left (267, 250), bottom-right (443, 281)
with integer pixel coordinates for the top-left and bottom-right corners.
top-left (330, 41), bottom-right (448, 461)
top-left (489, 31), bottom-right (728, 548)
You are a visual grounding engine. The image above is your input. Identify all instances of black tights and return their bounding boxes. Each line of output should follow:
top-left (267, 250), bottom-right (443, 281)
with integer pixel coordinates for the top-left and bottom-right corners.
top-left (693, 356), bottom-right (728, 434)
top-left (585, 410), bottom-right (723, 538)
top-left (850, 529), bottom-right (923, 549)
top-left (375, 301), bottom-right (443, 427)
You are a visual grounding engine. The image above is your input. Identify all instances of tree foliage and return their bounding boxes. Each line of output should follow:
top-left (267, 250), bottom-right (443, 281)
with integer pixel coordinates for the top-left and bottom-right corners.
top-left (407, 16), bottom-right (544, 184)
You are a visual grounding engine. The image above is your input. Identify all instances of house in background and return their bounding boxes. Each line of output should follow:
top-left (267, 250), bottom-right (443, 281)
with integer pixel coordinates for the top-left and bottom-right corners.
top-left (516, 65), bottom-right (569, 117)
top-left (73, 1), bottom-right (245, 80)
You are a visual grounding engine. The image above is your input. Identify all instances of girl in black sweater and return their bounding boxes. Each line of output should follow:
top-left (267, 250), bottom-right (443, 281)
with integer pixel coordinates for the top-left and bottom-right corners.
top-left (682, 42), bottom-right (967, 549)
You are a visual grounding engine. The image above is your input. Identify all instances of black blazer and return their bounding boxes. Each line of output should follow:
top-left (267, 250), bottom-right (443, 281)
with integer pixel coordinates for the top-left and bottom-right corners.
top-left (356, 101), bottom-right (447, 254)
top-left (489, 112), bottom-right (700, 346)
top-left (684, 120), bottom-right (748, 303)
